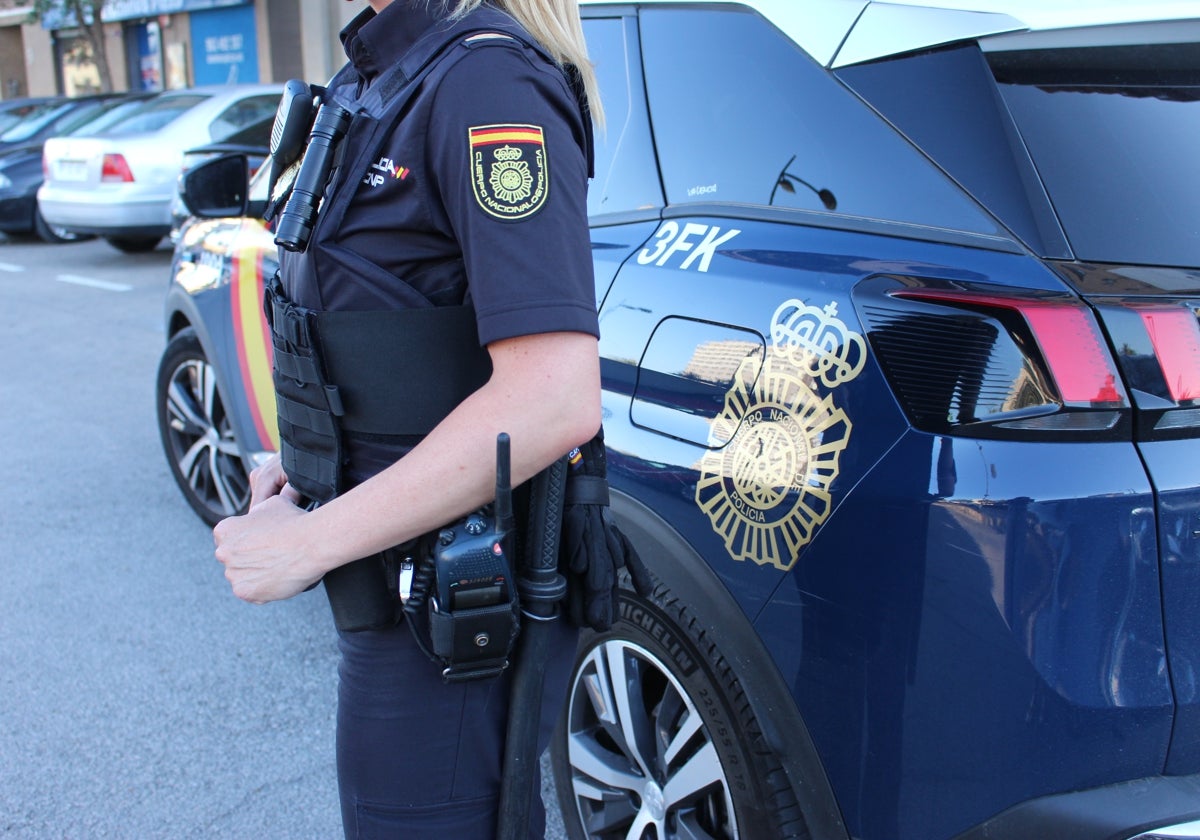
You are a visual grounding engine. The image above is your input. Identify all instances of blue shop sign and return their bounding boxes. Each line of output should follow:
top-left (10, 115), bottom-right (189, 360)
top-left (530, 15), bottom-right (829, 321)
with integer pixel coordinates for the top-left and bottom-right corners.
top-left (190, 4), bottom-right (258, 85)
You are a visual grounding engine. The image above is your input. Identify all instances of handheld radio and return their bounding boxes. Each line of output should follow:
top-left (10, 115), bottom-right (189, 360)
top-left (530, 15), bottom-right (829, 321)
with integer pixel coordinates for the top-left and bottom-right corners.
top-left (425, 434), bottom-right (520, 678)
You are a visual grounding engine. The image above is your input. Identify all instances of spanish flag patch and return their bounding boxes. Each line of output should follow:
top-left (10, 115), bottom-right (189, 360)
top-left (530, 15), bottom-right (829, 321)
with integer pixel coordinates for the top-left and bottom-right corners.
top-left (469, 123), bottom-right (549, 220)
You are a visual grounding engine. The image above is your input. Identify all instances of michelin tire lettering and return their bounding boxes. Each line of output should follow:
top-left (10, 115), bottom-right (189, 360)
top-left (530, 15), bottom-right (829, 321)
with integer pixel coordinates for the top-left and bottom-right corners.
top-left (696, 299), bottom-right (866, 570)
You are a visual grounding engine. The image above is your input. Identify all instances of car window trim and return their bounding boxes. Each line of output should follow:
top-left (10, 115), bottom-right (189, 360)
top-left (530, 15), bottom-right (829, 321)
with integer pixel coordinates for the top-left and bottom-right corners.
top-left (589, 207), bottom-right (664, 228)
top-left (663, 201), bottom-right (1026, 254)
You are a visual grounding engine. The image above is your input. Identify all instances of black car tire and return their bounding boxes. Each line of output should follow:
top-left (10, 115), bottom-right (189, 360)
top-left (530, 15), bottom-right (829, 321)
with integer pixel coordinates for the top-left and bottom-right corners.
top-left (105, 235), bottom-right (162, 253)
top-left (156, 328), bottom-right (251, 526)
top-left (552, 582), bottom-right (811, 840)
top-left (33, 208), bottom-right (92, 244)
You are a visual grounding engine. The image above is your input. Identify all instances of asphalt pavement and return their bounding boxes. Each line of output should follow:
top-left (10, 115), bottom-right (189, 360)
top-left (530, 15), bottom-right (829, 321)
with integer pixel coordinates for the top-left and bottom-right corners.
top-left (0, 233), bottom-right (567, 838)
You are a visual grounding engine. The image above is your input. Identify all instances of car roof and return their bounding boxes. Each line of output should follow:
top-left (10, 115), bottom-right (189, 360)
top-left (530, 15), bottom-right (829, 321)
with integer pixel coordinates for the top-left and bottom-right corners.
top-left (580, 0), bottom-right (1200, 66)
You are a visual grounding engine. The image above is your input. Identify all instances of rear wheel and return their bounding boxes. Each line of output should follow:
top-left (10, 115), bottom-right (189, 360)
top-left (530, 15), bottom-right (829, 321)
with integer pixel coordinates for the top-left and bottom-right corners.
top-left (552, 582), bottom-right (810, 839)
top-left (156, 328), bottom-right (251, 526)
top-left (33, 208), bottom-right (92, 244)
top-left (105, 235), bottom-right (162, 253)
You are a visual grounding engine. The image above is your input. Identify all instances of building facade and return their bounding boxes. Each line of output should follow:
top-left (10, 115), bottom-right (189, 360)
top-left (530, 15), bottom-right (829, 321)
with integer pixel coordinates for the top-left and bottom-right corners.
top-left (0, 0), bottom-right (357, 100)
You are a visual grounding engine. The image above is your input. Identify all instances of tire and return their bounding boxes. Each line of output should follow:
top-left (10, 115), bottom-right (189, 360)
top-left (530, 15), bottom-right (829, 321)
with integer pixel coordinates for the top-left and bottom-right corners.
top-left (551, 581), bottom-right (811, 839)
top-left (105, 235), bottom-right (162, 253)
top-left (33, 208), bottom-right (93, 244)
top-left (156, 328), bottom-right (251, 526)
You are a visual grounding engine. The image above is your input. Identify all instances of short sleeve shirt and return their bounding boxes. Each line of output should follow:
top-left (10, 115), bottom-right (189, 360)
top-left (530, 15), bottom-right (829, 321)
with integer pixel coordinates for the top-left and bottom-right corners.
top-left (321, 2), bottom-right (599, 347)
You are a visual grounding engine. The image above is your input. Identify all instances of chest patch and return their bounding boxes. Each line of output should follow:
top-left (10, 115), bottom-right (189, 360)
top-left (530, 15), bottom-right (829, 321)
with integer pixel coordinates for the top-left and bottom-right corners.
top-left (468, 123), bottom-right (549, 220)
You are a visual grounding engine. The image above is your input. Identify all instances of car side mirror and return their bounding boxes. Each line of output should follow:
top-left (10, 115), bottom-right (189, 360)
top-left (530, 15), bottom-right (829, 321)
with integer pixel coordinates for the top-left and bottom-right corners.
top-left (182, 153), bottom-right (250, 219)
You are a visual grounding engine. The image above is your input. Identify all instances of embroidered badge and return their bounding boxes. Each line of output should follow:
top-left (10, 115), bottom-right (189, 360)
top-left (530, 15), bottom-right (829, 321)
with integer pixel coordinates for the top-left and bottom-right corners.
top-left (468, 124), bottom-right (549, 220)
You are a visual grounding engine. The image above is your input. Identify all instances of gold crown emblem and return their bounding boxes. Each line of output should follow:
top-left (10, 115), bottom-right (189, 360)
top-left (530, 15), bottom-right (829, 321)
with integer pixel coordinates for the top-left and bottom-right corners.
top-left (493, 145), bottom-right (523, 161)
top-left (770, 300), bottom-right (866, 388)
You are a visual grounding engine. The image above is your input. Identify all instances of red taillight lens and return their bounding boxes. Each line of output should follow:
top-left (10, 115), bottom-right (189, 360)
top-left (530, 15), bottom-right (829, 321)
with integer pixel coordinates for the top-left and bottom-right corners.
top-left (892, 289), bottom-right (1127, 408)
top-left (855, 278), bottom-right (1129, 440)
top-left (101, 153), bottom-right (134, 183)
top-left (1136, 306), bottom-right (1200, 403)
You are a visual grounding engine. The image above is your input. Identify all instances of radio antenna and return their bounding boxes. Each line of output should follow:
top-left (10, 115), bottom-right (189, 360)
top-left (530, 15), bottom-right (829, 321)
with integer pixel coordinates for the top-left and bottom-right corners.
top-left (495, 433), bottom-right (514, 535)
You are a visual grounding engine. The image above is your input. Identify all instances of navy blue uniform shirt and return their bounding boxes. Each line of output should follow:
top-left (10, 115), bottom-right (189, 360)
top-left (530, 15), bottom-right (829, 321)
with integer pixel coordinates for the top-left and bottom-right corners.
top-left (320, 0), bottom-right (599, 347)
top-left (279, 1), bottom-right (599, 482)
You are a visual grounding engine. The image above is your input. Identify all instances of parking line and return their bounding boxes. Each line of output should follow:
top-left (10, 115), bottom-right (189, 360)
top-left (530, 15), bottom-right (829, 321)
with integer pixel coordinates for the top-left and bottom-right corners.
top-left (55, 274), bottom-right (133, 292)
top-left (0, 262), bottom-right (21, 272)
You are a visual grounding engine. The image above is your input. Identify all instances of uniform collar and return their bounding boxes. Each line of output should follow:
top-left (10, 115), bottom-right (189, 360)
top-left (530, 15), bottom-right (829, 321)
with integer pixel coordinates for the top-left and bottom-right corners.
top-left (340, 1), bottom-right (443, 80)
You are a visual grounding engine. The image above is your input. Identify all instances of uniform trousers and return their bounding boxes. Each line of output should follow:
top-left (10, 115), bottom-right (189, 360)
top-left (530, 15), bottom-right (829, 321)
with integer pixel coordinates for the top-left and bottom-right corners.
top-left (336, 616), bottom-right (579, 839)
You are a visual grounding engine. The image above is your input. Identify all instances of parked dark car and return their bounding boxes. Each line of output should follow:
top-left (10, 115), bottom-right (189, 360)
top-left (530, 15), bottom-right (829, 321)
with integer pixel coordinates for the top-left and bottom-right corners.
top-left (0, 94), bottom-right (152, 242)
top-left (159, 2), bottom-right (1200, 839)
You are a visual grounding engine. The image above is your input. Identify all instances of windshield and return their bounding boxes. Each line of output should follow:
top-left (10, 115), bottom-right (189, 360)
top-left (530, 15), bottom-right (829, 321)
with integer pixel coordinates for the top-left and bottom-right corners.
top-left (992, 45), bottom-right (1200, 268)
top-left (0, 100), bottom-right (70, 142)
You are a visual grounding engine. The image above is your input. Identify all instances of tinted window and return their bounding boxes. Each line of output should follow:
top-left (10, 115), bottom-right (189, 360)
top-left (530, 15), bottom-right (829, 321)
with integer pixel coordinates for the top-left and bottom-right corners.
top-left (582, 16), bottom-right (663, 217)
top-left (993, 47), bottom-right (1200, 268)
top-left (638, 8), bottom-right (1003, 236)
top-left (837, 46), bottom-right (1071, 258)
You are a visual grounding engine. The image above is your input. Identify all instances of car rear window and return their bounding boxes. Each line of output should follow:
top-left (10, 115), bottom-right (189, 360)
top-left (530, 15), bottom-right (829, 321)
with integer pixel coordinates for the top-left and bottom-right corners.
top-left (96, 94), bottom-right (210, 136)
top-left (990, 44), bottom-right (1200, 268)
top-left (637, 7), bottom-right (1005, 238)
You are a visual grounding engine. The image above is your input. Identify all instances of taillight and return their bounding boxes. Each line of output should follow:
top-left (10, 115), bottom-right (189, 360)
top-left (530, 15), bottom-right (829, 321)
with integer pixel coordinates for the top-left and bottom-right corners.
top-left (1137, 306), bottom-right (1200, 403)
top-left (101, 153), bottom-right (134, 183)
top-left (1094, 300), bottom-right (1200, 437)
top-left (853, 277), bottom-right (1129, 440)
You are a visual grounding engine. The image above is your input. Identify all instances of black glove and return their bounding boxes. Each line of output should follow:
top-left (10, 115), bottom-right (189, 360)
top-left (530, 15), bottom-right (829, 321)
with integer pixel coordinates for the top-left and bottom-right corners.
top-left (561, 431), bottom-right (653, 631)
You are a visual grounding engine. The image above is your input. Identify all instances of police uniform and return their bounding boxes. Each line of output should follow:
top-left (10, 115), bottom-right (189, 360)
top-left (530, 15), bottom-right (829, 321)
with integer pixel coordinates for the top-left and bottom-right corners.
top-left (273, 1), bottom-right (598, 835)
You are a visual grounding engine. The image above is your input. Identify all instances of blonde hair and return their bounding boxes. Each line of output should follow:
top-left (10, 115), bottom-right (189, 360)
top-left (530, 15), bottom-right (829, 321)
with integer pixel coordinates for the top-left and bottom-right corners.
top-left (443, 0), bottom-right (603, 126)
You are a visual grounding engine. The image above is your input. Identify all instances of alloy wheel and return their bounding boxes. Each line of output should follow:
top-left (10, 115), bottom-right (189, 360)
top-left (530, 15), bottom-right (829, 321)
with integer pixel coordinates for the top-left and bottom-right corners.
top-left (163, 355), bottom-right (250, 522)
top-left (563, 639), bottom-right (738, 839)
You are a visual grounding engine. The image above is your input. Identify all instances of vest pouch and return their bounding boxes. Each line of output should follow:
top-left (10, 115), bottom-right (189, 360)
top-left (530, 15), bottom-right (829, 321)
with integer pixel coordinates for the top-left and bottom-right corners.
top-left (324, 553), bottom-right (398, 632)
top-left (265, 275), bottom-right (344, 503)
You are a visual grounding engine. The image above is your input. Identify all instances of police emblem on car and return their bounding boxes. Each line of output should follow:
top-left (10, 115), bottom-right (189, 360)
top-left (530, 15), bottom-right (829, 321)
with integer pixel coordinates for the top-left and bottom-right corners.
top-left (469, 123), bottom-right (548, 220)
top-left (695, 299), bottom-right (866, 570)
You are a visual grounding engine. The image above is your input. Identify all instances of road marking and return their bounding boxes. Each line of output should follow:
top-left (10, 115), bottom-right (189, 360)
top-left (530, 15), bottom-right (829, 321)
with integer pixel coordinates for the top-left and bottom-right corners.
top-left (0, 262), bottom-right (21, 272)
top-left (55, 274), bottom-right (133, 292)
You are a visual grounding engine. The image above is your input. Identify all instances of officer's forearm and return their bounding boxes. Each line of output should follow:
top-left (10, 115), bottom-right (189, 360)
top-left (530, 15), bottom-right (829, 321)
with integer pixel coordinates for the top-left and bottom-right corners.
top-left (295, 331), bottom-right (601, 575)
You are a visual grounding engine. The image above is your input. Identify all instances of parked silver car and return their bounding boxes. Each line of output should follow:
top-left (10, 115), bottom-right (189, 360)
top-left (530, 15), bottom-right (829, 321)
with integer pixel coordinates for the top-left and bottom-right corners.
top-left (37, 84), bottom-right (282, 253)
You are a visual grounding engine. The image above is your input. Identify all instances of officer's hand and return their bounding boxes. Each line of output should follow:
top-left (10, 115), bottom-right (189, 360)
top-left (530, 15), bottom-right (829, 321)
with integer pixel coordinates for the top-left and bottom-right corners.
top-left (248, 453), bottom-right (302, 510)
top-left (213, 496), bottom-right (318, 604)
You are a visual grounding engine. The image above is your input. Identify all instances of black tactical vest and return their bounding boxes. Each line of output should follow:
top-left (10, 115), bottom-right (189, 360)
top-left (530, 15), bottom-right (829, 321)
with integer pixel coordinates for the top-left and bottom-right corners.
top-left (267, 7), bottom-right (586, 504)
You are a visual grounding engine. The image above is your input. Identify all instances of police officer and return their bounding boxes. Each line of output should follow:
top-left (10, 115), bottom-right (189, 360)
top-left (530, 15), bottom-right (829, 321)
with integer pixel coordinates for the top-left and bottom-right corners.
top-left (212, 0), bottom-right (602, 836)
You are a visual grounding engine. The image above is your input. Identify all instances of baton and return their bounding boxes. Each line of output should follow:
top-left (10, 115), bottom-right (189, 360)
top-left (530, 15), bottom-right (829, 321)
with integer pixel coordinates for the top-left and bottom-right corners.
top-left (497, 456), bottom-right (568, 840)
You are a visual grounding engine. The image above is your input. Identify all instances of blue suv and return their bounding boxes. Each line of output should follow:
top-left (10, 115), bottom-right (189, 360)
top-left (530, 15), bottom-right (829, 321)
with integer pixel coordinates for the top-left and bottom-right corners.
top-left (159, 2), bottom-right (1200, 838)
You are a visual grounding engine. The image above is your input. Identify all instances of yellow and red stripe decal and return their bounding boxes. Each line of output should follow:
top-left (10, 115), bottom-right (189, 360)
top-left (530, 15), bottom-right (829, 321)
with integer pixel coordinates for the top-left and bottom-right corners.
top-left (230, 232), bottom-right (279, 451)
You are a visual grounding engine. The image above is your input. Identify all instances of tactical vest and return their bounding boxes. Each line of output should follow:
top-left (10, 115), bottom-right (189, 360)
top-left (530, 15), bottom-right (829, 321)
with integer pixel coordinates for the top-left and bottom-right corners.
top-left (266, 6), bottom-right (593, 505)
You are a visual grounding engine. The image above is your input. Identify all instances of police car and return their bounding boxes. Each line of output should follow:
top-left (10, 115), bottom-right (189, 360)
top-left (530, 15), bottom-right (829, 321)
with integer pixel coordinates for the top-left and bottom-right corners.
top-left (158, 1), bottom-right (1200, 837)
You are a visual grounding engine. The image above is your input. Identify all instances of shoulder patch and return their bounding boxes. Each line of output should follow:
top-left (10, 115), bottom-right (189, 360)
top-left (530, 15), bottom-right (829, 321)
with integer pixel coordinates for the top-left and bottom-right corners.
top-left (468, 123), bottom-right (549, 221)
